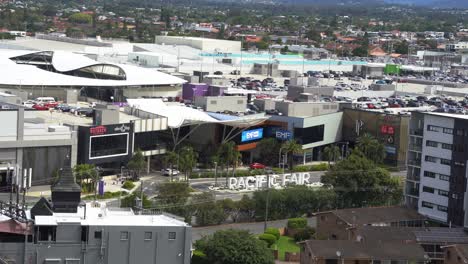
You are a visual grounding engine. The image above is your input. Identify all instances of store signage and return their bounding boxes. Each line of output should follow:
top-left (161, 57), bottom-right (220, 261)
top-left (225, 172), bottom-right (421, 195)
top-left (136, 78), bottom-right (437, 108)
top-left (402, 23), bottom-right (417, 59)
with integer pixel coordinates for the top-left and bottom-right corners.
top-left (228, 173), bottom-right (313, 190)
top-left (385, 146), bottom-right (396, 154)
top-left (380, 125), bottom-right (395, 135)
top-left (276, 130), bottom-right (292, 141)
top-left (241, 128), bottom-right (263, 142)
top-left (90, 126), bottom-right (107, 135)
top-left (114, 124), bottom-right (131, 133)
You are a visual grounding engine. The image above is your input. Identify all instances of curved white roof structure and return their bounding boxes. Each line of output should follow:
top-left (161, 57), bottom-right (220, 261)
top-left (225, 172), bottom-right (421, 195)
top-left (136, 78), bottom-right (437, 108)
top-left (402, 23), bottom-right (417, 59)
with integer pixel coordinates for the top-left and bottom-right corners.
top-left (0, 49), bottom-right (186, 87)
top-left (127, 98), bottom-right (267, 128)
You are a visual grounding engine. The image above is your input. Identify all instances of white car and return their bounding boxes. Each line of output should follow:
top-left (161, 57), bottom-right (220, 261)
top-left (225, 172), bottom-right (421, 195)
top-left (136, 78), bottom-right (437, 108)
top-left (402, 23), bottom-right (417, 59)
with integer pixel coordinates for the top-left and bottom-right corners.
top-left (22, 100), bottom-right (36, 108)
top-left (161, 169), bottom-right (180, 176)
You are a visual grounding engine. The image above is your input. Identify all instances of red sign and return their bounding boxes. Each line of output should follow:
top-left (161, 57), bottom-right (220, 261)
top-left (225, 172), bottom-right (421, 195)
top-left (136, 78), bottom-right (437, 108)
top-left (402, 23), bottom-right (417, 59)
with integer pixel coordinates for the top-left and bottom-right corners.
top-left (90, 126), bottom-right (107, 135)
top-left (380, 125), bottom-right (395, 135)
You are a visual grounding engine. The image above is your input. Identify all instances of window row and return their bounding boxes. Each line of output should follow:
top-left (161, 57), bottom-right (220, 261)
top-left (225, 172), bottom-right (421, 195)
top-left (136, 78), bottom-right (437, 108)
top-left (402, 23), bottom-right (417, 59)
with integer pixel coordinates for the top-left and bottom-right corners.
top-left (421, 201), bottom-right (448, 212)
top-left (426, 140), bottom-right (465, 152)
top-left (422, 185), bottom-right (449, 197)
top-left (423, 171), bottom-right (451, 181)
top-left (425, 155), bottom-right (451, 165)
top-left (427, 125), bottom-right (453, 134)
top-left (94, 231), bottom-right (177, 241)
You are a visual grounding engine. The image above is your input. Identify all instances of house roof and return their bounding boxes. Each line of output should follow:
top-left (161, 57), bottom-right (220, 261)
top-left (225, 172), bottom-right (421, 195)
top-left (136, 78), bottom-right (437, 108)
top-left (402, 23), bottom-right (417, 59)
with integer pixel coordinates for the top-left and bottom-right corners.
top-left (303, 240), bottom-right (427, 261)
top-left (447, 244), bottom-right (468, 263)
top-left (323, 206), bottom-right (425, 226)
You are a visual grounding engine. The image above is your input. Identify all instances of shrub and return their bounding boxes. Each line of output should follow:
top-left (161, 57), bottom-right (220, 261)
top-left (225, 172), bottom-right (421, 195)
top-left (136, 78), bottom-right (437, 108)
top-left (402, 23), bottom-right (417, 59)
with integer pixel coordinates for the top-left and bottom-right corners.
top-left (310, 163), bottom-right (329, 171)
top-left (258, 233), bottom-right (277, 247)
top-left (191, 250), bottom-right (209, 264)
top-left (287, 217), bottom-right (307, 229)
top-left (265, 228), bottom-right (280, 240)
top-left (293, 226), bottom-right (316, 242)
top-left (122, 181), bottom-right (135, 190)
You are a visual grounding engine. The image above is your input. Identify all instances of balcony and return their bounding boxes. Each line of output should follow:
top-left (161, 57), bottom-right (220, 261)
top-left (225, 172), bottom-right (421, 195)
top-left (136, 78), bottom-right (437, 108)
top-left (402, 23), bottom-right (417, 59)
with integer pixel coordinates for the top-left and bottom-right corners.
top-left (410, 129), bottom-right (423, 137)
top-left (407, 188), bottom-right (420, 197)
top-left (408, 144), bottom-right (422, 152)
top-left (407, 173), bottom-right (421, 182)
top-left (407, 159), bottom-right (422, 167)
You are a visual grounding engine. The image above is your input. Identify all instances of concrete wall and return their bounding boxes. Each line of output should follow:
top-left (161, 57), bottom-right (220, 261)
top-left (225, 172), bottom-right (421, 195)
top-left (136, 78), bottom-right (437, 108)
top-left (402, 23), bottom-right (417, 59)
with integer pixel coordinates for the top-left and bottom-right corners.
top-left (275, 101), bottom-right (339, 117)
top-left (155, 36), bottom-right (241, 52)
top-left (253, 99), bottom-right (276, 111)
top-left (194, 96), bottom-right (247, 112)
top-left (0, 111), bottom-right (18, 141)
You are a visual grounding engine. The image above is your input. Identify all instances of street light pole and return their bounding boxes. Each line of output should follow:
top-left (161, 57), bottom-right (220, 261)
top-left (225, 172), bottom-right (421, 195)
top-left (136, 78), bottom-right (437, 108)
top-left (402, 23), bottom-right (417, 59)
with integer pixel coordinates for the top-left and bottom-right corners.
top-left (264, 168), bottom-right (272, 232)
top-left (214, 161), bottom-right (218, 187)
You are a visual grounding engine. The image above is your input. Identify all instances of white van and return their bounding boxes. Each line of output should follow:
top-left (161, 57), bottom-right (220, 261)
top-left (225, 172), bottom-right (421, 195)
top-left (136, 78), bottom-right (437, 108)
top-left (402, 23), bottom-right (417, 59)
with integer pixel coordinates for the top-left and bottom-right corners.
top-left (35, 97), bottom-right (56, 104)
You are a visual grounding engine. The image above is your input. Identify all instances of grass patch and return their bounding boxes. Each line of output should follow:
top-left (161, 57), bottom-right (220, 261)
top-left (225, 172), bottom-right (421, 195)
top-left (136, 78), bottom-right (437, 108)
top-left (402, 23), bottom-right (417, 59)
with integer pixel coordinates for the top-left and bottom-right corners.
top-left (271, 236), bottom-right (300, 261)
top-left (82, 191), bottom-right (125, 200)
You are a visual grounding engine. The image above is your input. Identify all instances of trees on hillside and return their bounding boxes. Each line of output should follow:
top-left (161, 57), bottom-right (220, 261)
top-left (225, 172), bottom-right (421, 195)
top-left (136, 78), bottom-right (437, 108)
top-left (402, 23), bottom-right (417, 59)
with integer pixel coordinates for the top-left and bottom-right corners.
top-left (179, 146), bottom-right (198, 181)
top-left (282, 140), bottom-right (303, 170)
top-left (356, 133), bottom-right (385, 164)
top-left (256, 138), bottom-right (281, 166)
top-left (323, 145), bottom-right (341, 165)
top-left (127, 149), bottom-right (146, 179)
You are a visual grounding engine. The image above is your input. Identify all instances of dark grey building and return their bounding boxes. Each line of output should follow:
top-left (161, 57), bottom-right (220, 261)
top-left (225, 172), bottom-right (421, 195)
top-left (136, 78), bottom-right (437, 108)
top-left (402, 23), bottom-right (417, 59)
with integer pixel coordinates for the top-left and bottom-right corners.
top-left (0, 167), bottom-right (192, 264)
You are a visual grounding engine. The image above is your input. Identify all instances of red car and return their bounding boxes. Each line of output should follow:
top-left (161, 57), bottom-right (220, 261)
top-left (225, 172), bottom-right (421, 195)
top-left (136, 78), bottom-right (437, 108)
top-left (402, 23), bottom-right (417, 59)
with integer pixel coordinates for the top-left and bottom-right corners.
top-left (33, 104), bottom-right (50, 110)
top-left (44, 102), bottom-right (59, 108)
top-left (249, 162), bottom-right (266, 170)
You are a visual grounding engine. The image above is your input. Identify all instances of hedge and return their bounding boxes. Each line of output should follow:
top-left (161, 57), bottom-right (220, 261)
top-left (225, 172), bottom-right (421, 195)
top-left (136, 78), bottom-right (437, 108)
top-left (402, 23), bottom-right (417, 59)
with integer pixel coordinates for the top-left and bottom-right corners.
top-left (259, 233), bottom-right (277, 247)
top-left (265, 227), bottom-right (280, 240)
top-left (287, 218), bottom-right (307, 229)
top-left (122, 181), bottom-right (135, 190)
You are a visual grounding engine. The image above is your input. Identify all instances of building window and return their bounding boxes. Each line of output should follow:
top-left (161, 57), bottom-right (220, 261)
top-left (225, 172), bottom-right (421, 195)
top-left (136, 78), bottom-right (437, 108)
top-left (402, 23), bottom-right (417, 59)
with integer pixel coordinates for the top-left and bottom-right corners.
top-left (440, 175), bottom-right (450, 181)
top-left (427, 125), bottom-right (441, 132)
top-left (210, 100), bottom-right (217, 105)
top-left (120, 231), bottom-right (129, 240)
top-left (168, 232), bottom-right (176, 240)
top-left (426, 140), bottom-right (438, 147)
top-left (456, 129), bottom-right (464, 136)
top-left (144, 232), bottom-right (152, 240)
top-left (442, 143), bottom-right (453, 150)
top-left (438, 190), bottom-right (449, 197)
top-left (438, 205), bottom-right (448, 212)
top-left (425, 156), bottom-right (437, 163)
top-left (422, 201), bottom-right (434, 209)
top-left (443, 128), bottom-right (454, 134)
top-left (423, 171), bottom-right (436, 178)
top-left (94, 231), bottom-right (102, 239)
top-left (453, 193), bottom-right (459, 199)
top-left (422, 186), bottom-right (435, 194)
top-left (441, 159), bottom-right (451, 165)
top-left (455, 161), bottom-right (465, 167)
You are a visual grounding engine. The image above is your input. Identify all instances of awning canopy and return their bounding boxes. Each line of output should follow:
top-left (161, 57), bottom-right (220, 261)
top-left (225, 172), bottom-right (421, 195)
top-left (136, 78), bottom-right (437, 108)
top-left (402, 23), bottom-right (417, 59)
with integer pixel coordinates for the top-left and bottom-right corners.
top-left (126, 98), bottom-right (267, 128)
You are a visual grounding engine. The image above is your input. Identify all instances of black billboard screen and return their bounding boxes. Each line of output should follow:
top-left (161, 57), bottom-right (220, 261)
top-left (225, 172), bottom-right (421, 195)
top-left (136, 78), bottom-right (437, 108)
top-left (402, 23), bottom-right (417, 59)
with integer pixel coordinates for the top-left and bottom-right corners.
top-left (90, 133), bottom-right (128, 159)
top-left (294, 125), bottom-right (324, 145)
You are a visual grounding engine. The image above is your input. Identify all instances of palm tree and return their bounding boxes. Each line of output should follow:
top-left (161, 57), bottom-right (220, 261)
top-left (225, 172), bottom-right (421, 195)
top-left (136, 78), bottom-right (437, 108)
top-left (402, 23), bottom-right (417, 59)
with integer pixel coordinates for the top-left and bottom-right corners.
top-left (323, 145), bottom-right (341, 166)
top-left (357, 133), bottom-right (385, 164)
top-left (73, 164), bottom-right (97, 193)
top-left (163, 150), bottom-right (179, 182)
top-left (179, 146), bottom-right (198, 181)
top-left (282, 140), bottom-right (303, 170)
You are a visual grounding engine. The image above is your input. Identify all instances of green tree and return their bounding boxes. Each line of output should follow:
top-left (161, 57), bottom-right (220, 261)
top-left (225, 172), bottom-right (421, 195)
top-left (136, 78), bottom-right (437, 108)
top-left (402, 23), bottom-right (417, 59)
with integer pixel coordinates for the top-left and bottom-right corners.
top-left (323, 145), bottom-right (341, 165)
top-left (163, 150), bottom-right (178, 182)
top-left (394, 40), bottom-right (409, 54)
top-left (194, 229), bottom-right (274, 264)
top-left (69, 13), bottom-right (93, 24)
top-left (256, 138), bottom-right (281, 166)
top-left (156, 182), bottom-right (191, 219)
top-left (282, 140), bottom-right (303, 170)
top-left (256, 40), bottom-right (269, 50)
top-left (321, 153), bottom-right (402, 208)
top-left (127, 149), bottom-right (146, 179)
top-left (356, 134), bottom-right (385, 164)
top-left (192, 192), bottom-right (225, 226)
top-left (352, 46), bottom-right (368, 57)
top-left (121, 191), bottom-right (152, 209)
top-left (73, 164), bottom-right (97, 193)
top-left (280, 45), bottom-right (289, 53)
top-left (217, 141), bottom-right (241, 181)
top-left (179, 146), bottom-right (198, 181)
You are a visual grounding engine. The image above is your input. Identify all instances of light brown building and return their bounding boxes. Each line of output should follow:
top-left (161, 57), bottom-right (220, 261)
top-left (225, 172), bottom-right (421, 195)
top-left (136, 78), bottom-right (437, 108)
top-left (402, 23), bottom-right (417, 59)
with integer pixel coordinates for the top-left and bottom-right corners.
top-left (300, 240), bottom-right (427, 264)
top-left (315, 206), bottom-right (425, 240)
top-left (444, 244), bottom-right (468, 264)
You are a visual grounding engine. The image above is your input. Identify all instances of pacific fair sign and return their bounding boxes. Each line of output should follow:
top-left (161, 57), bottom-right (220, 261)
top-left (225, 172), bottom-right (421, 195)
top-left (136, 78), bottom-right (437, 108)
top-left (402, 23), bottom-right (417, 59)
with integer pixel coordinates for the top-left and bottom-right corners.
top-left (228, 173), bottom-right (313, 190)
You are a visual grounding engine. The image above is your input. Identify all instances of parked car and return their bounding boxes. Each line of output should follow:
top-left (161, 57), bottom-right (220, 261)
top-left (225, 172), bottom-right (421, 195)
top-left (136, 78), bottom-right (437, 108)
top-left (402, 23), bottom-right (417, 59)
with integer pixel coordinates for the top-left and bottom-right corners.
top-left (214, 71), bottom-right (223, 75)
top-left (74, 108), bottom-right (94, 117)
top-left (161, 168), bottom-right (180, 176)
top-left (249, 163), bottom-right (266, 170)
top-left (32, 104), bottom-right (49, 110)
top-left (55, 104), bottom-right (71, 112)
top-left (22, 100), bottom-right (36, 108)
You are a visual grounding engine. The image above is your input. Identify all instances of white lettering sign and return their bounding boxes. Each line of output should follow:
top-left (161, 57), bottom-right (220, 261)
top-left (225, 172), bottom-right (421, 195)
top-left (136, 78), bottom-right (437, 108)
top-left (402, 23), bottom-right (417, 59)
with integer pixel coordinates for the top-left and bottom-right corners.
top-left (228, 173), bottom-right (317, 190)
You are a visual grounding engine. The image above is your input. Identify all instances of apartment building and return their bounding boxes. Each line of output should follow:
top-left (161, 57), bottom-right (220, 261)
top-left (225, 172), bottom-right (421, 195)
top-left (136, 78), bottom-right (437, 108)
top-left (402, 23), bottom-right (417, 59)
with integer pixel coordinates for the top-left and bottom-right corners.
top-left (406, 112), bottom-right (468, 227)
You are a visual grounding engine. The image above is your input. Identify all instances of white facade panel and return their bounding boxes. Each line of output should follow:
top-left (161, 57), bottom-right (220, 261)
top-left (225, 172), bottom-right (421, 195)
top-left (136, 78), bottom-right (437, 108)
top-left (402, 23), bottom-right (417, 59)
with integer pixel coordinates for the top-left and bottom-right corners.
top-left (0, 111), bottom-right (18, 141)
top-left (418, 205), bottom-right (447, 222)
